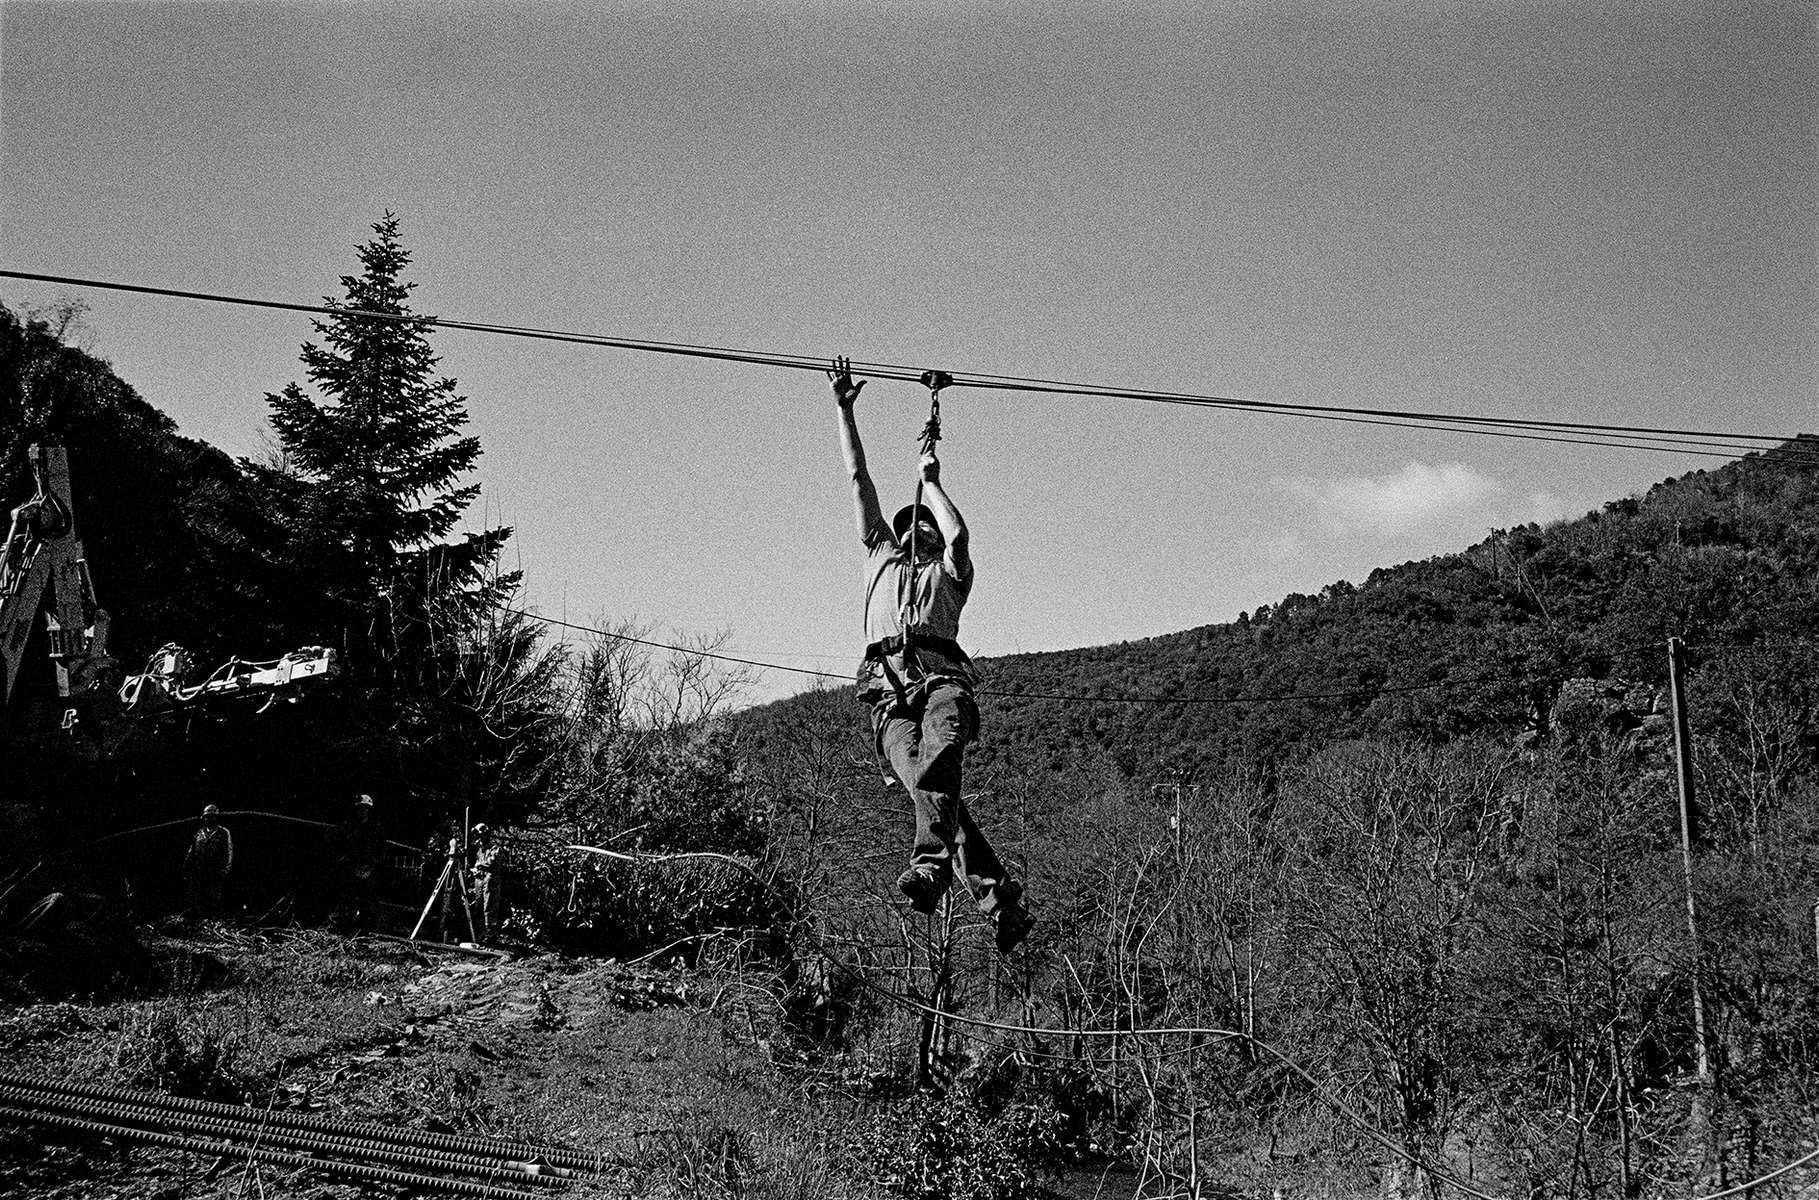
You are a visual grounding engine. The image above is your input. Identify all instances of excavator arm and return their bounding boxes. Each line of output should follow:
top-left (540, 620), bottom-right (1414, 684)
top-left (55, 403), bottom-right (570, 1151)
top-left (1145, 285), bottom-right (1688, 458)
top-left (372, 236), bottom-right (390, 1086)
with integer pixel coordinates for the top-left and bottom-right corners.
top-left (0, 445), bottom-right (110, 717)
top-left (4, 444), bottom-right (337, 753)
top-left (119, 642), bottom-right (337, 720)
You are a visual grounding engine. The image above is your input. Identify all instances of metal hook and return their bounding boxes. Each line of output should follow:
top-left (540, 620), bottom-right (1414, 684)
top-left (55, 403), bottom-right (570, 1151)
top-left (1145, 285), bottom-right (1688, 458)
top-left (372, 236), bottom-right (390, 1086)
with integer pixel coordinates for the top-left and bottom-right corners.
top-left (917, 371), bottom-right (950, 454)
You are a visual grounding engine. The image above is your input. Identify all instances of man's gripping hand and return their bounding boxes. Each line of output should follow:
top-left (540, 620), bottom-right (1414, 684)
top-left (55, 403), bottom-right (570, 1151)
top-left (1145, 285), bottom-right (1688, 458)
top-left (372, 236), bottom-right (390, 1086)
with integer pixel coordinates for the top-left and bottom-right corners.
top-left (919, 452), bottom-right (941, 483)
top-left (828, 356), bottom-right (865, 409)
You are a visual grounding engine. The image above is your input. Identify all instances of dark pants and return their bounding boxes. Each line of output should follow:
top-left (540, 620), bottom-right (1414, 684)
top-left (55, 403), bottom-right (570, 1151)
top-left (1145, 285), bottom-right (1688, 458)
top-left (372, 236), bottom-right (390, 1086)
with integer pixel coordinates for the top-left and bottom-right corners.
top-left (183, 869), bottom-right (225, 918)
top-left (335, 866), bottom-right (378, 932)
top-left (874, 681), bottom-right (1018, 916)
top-left (473, 872), bottom-right (501, 942)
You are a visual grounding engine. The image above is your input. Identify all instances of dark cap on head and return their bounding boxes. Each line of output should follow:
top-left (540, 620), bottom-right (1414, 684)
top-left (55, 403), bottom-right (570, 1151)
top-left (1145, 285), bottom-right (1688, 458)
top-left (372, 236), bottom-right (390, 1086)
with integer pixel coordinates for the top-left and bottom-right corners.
top-left (201, 804), bottom-right (220, 817)
top-left (355, 794), bottom-right (374, 808)
top-left (892, 504), bottom-right (938, 541)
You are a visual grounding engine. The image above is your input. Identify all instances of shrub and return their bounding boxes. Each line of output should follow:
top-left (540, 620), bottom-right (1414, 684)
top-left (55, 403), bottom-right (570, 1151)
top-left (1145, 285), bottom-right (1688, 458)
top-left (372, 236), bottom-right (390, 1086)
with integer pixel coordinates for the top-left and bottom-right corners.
top-left (629, 1108), bottom-right (872, 1200)
top-left (849, 1092), bottom-right (1061, 1200)
top-left (505, 839), bottom-right (783, 960)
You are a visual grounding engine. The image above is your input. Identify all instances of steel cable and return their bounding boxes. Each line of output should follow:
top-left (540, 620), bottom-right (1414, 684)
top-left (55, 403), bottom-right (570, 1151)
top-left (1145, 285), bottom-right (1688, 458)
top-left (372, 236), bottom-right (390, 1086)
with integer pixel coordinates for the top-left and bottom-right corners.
top-left (2, 268), bottom-right (1812, 463)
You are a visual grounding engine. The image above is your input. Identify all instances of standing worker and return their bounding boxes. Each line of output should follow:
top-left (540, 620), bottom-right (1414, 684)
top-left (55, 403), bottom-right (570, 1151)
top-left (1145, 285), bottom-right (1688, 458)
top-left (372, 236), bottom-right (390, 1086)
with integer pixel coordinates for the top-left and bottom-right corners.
top-left (830, 357), bottom-right (1034, 953)
top-left (470, 823), bottom-right (502, 943)
top-left (331, 794), bottom-right (387, 933)
top-left (182, 804), bottom-right (233, 919)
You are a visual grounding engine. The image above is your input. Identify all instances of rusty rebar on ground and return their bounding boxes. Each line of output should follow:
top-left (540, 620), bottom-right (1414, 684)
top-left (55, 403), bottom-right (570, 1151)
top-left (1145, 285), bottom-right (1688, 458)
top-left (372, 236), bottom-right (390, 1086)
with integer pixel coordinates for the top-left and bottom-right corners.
top-left (0, 1104), bottom-right (548, 1200)
top-left (0, 1071), bottom-right (617, 1174)
top-left (0, 1084), bottom-right (575, 1189)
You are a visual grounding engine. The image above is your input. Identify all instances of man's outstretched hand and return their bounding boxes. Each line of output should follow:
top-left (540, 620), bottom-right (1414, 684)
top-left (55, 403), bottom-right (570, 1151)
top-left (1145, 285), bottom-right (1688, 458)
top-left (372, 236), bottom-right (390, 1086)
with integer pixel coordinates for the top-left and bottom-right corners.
top-left (828, 356), bottom-right (865, 409)
top-left (919, 452), bottom-right (940, 483)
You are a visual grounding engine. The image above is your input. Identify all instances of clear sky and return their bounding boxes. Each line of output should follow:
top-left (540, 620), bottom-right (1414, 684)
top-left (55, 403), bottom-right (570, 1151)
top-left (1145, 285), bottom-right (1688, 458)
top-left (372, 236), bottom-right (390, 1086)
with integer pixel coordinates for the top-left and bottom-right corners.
top-left (2, 1), bottom-right (1813, 705)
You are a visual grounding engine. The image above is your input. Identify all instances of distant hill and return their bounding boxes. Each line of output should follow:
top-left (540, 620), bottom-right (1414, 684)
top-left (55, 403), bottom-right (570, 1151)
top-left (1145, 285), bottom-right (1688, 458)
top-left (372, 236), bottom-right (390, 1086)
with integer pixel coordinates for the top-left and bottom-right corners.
top-left (735, 441), bottom-right (1819, 789)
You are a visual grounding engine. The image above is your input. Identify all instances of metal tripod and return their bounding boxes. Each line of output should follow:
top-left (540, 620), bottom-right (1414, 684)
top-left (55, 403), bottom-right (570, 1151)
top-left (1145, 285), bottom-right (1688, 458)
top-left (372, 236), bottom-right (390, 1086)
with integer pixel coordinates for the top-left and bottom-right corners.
top-left (410, 838), bottom-right (477, 943)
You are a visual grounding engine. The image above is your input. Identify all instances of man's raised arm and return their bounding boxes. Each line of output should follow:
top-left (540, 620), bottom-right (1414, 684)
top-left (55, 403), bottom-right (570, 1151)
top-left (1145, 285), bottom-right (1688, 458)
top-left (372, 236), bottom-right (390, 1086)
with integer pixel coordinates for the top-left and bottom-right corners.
top-left (831, 356), bottom-right (887, 544)
top-left (916, 453), bottom-right (971, 580)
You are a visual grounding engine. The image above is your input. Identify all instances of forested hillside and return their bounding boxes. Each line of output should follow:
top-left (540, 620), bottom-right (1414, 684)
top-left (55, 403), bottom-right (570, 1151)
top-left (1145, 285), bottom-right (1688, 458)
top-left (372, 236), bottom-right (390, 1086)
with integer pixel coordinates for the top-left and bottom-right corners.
top-left (957, 442), bottom-right (1819, 787)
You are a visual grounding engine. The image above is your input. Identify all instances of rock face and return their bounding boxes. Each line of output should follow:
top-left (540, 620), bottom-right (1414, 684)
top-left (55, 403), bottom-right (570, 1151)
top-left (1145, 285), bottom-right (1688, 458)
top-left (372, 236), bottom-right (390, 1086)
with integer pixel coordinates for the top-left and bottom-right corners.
top-left (1517, 677), bottom-right (1676, 776)
top-left (1552, 677), bottom-right (1669, 741)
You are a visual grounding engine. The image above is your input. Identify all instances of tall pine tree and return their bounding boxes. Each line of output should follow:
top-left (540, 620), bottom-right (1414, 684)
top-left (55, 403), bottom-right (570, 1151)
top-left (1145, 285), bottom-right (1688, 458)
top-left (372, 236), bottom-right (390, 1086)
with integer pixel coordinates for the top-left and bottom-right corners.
top-left (266, 213), bottom-right (515, 685)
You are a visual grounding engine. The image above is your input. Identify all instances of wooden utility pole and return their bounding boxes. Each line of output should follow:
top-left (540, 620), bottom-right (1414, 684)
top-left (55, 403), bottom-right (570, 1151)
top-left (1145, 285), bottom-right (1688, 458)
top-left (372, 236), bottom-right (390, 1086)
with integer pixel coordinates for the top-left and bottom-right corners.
top-left (1669, 638), bottom-right (1711, 1084)
top-left (1669, 638), bottom-right (1716, 1163)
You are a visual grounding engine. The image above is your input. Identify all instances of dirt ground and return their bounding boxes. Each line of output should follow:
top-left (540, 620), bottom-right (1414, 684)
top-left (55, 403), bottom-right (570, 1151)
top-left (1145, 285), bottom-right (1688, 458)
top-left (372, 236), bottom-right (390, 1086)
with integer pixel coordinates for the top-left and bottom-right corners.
top-left (0, 924), bottom-right (863, 1200)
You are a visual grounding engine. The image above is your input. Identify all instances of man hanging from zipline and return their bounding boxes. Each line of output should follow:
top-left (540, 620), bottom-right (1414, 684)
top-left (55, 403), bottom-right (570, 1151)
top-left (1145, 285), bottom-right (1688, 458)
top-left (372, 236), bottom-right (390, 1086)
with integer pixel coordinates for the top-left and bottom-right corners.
top-left (830, 356), bottom-right (1034, 955)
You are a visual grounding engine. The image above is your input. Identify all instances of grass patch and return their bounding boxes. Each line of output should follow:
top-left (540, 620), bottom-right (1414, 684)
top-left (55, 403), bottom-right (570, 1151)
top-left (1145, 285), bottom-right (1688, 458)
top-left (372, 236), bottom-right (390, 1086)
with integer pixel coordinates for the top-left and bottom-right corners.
top-left (630, 1105), bottom-right (874, 1200)
top-left (110, 998), bottom-right (256, 1101)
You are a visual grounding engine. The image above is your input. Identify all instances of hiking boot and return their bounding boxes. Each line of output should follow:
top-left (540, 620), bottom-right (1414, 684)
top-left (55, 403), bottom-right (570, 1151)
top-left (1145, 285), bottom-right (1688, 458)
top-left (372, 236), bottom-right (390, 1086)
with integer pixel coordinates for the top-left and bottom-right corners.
top-left (896, 865), bottom-right (950, 915)
top-left (993, 903), bottom-right (1035, 955)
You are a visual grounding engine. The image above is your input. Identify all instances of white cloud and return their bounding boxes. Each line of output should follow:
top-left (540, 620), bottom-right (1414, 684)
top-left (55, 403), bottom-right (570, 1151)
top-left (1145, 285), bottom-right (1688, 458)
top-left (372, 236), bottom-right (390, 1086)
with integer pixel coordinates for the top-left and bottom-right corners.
top-left (1262, 529), bottom-right (1308, 561)
top-left (1522, 490), bottom-right (1577, 526)
top-left (1278, 461), bottom-right (1510, 538)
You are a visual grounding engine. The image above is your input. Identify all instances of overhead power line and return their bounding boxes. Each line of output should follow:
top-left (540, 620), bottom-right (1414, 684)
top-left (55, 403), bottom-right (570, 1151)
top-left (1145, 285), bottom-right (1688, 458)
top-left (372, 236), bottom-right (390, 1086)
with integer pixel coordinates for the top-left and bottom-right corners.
top-left (508, 608), bottom-right (846, 682)
top-left (500, 605), bottom-right (1628, 708)
top-left (4, 268), bottom-right (1814, 464)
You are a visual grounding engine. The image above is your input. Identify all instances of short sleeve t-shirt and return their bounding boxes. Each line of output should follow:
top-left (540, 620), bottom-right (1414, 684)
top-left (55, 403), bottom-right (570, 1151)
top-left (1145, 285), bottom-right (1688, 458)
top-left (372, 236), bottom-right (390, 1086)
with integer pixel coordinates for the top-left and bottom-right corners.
top-left (858, 525), bottom-right (976, 694)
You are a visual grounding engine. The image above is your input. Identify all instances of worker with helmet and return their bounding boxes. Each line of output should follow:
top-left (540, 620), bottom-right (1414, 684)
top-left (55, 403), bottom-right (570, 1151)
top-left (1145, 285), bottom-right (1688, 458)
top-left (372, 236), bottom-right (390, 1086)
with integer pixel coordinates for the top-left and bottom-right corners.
top-left (182, 803), bottom-right (233, 919)
top-left (829, 357), bottom-right (1033, 954)
top-left (469, 822), bottom-right (502, 943)
top-left (330, 793), bottom-right (386, 933)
